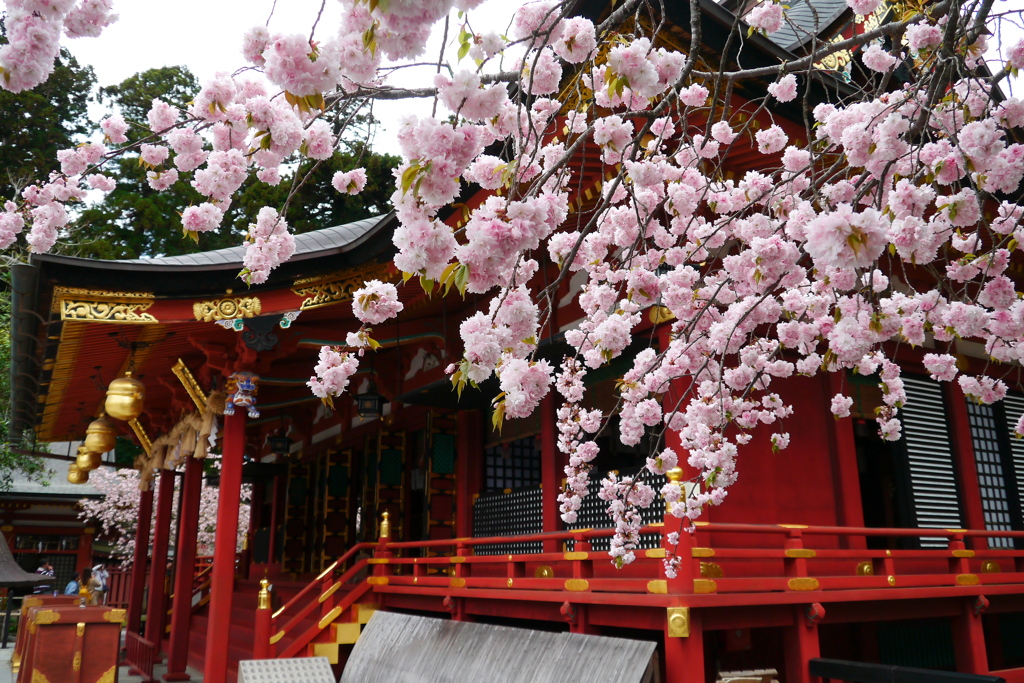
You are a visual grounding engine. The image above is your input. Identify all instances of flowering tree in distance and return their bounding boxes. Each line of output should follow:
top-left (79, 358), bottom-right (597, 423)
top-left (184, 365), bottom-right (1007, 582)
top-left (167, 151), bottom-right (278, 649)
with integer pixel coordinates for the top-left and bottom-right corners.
top-left (79, 466), bottom-right (251, 564)
top-left (6, 0), bottom-right (1024, 576)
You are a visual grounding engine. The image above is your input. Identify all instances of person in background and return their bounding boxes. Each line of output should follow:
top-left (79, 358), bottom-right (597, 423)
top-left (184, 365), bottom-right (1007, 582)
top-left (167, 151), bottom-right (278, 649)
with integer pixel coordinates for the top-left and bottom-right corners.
top-left (33, 558), bottom-right (54, 594)
top-left (64, 571), bottom-right (80, 596)
top-left (92, 562), bottom-right (109, 604)
top-left (80, 567), bottom-right (101, 605)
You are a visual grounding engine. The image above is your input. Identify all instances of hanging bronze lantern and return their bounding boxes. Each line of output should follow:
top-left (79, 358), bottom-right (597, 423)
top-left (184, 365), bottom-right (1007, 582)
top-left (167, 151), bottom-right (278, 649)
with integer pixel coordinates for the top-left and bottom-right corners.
top-left (76, 446), bottom-right (102, 472)
top-left (67, 463), bottom-right (89, 485)
top-left (84, 416), bottom-right (117, 455)
top-left (105, 373), bottom-right (145, 421)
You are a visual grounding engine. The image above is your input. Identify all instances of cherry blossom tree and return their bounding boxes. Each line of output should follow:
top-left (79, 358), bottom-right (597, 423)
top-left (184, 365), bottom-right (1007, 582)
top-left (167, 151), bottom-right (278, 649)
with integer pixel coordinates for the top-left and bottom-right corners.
top-left (79, 465), bottom-right (250, 564)
top-left (7, 0), bottom-right (1024, 575)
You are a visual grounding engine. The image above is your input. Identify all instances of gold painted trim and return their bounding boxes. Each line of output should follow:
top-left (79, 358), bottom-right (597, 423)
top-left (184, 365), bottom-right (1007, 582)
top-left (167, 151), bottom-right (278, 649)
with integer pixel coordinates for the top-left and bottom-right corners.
top-left (694, 579), bottom-right (718, 594)
top-left (367, 576), bottom-right (389, 586)
top-left (57, 286), bottom-right (158, 324)
top-left (667, 607), bottom-right (690, 638)
top-left (647, 580), bottom-right (668, 594)
top-left (779, 524), bottom-right (809, 529)
top-left (565, 579), bottom-right (590, 591)
top-left (76, 622), bottom-right (85, 636)
top-left (788, 578), bottom-right (820, 591)
top-left (292, 263), bottom-right (392, 311)
top-left (367, 558), bottom-right (389, 564)
top-left (645, 548), bottom-right (667, 559)
top-left (316, 561), bottom-right (339, 581)
top-left (128, 419), bottom-right (152, 456)
top-left (318, 606), bottom-right (343, 630)
top-left (700, 562), bottom-right (724, 578)
top-left (269, 630), bottom-right (286, 645)
top-left (102, 608), bottom-right (126, 623)
top-left (450, 557), bottom-right (466, 563)
top-left (33, 610), bottom-right (60, 625)
top-left (73, 652), bottom-right (82, 672)
top-left (171, 359), bottom-right (207, 411)
top-left (564, 552), bottom-right (589, 560)
top-left (357, 604), bottom-right (379, 624)
top-left (956, 574), bottom-right (980, 586)
top-left (97, 666), bottom-right (116, 683)
top-left (193, 296), bottom-right (261, 322)
top-left (319, 582), bottom-right (341, 603)
top-left (784, 549), bottom-right (816, 558)
top-left (450, 578), bottom-right (467, 588)
top-left (945, 529), bottom-right (969, 533)
top-left (952, 549), bottom-right (975, 558)
top-left (692, 548), bottom-right (715, 558)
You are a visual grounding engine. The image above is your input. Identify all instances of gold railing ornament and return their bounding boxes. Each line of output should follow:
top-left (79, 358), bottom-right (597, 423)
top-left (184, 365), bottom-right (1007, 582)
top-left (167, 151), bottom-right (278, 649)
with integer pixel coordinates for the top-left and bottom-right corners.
top-left (258, 578), bottom-right (272, 610)
top-left (666, 467), bottom-right (683, 512)
top-left (105, 373), bottom-right (145, 421)
top-left (380, 511), bottom-right (391, 540)
top-left (84, 416), bottom-right (117, 455)
top-left (67, 463), bottom-right (89, 485)
top-left (75, 446), bottom-right (101, 472)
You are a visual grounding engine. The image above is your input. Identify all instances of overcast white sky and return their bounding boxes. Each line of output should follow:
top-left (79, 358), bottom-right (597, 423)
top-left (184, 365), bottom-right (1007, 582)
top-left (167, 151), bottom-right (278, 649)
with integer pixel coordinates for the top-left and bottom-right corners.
top-left (61, 0), bottom-right (521, 157)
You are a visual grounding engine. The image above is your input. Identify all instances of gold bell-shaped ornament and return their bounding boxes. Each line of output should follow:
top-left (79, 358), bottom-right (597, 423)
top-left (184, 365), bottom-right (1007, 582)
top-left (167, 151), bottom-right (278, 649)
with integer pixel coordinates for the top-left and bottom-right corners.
top-left (105, 373), bottom-right (145, 421)
top-left (84, 416), bottom-right (117, 455)
top-left (67, 463), bottom-right (89, 484)
top-left (76, 446), bottom-right (102, 472)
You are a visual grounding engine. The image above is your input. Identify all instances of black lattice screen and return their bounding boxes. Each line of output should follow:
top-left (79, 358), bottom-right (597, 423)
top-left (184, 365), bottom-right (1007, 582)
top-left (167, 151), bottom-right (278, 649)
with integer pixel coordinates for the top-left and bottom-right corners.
top-left (967, 401), bottom-right (1015, 547)
top-left (484, 437), bottom-right (541, 491)
top-left (472, 487), bottom-right (543, 554)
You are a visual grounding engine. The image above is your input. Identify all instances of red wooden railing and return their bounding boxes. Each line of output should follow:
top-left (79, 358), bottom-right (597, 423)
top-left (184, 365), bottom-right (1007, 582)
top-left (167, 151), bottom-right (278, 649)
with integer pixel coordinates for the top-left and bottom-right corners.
top-left (247, 517), bottom-right (1024, 663)
top-left (124, 631), bottom-right (156, 682)
top-left (106, 568), bottom-right (136, 608)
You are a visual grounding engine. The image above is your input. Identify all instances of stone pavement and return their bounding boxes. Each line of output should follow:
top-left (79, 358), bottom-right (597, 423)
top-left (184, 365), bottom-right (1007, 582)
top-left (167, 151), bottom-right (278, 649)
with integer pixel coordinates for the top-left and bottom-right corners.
top-left (0, 635), bottom-right (204, 683)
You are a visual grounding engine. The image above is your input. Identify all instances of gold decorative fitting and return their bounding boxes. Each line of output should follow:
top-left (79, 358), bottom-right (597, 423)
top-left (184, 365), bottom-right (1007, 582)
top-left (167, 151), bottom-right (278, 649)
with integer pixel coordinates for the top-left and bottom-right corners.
top-left (693, 579), bottom-right (717, 594)
top-left (65, 462), bottom-right (88, 484)
top-left (507, 578), bottom-right (514, 588)
top-left (449, 556), bottom-right (466, 563)
top-left (450, 578), bottom-right (467, 589)
top-left (258, 579), bottom-right (272, 610)
top-left (981, 560), bottom-right (1002, 574)
top-left (367, 558), bottom-right (389, 565)
top-left (33, 610), bottom-right (60, 625)
top-left (565, 579), bottom-right (590, 592)
top-left (887, 575), bottom-right (896, 586)
top-left (318, 606), bottom-right (343, 630)
top-left (692, 548), bottom-right (715, 558)
top-left (57, 286), bottom-right (157, 324)
top-left (785, 549), bottom-right (816, 559)
top-left (193, 296), bottom-right (261, 322)
top-left (84, 417), bottom-right (117, 455)
top-left (945, 529), bottom-right (969, 534)
top-left (172, 359), bottom-right (207, 411)
top-left (956, 574), bottom-right (980, 586)
top-left (319, 582), bottom-right (341, 604)
top-left (75, 447), bottom-right (101, 473)
top-left (667, 607), bottom-right (690, 638)
top-left (269, 630), bottom-right (286, 645)
top-left (647, 580), bottom-right (668, 594)
top-left (102, 609), bottom-right (126, 623)
top-left (128, 419), bottom-right (153, 455)
top-left (105, 374), bottom-right (145, 421)
top-left (379, 511), bottom-right (391, 539)
top-left (952, 549), bottom-right (976, 558)
top-left (855, 561), bottom-right (874, 576)
top-left (886, 550), bottom-right (892, 557)
top-left (700, 562), bottom-right (724, 579)
top-left (645, 549), bottom-right (667, 559)
top-left (72, 652), bottom-right (81, 672)
top-left (292, 264), bottom-right (392, 311)
top-left (367, 576), bottom-right (389, 586)
top-left (666, 467), bottom-right (683, 483)
top-left (778, 524), bottom-right (809, 529)
top-left (76, 623), bottom-right (85, 637)
top-left (788, 578), bottom-right (820, 591)
top-left (649, 305), bottom-right (675, 325)
top-left (564, 552), bottom-right (588, 561)
top-left (97, 665), bottom-right (117, 683)
top-left (534, 565), bottom-right (554, 579)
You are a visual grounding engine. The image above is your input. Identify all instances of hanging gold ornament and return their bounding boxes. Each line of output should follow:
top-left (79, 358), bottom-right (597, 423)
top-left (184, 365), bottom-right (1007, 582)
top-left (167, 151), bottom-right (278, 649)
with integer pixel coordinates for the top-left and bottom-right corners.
top-left (84, 416), bottom-right (117, 455)
top-left (76, 446), bottom-right (102, 472)
top-left (67, 463), bottom-right (89, 484)
top-left (105, 373), bottom-right (145, 421)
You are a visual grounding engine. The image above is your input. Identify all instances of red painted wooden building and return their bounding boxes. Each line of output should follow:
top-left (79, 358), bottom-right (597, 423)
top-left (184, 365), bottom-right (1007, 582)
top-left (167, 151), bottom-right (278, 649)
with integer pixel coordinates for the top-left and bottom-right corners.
top-left (9, 0), bottom-right (1024, 681)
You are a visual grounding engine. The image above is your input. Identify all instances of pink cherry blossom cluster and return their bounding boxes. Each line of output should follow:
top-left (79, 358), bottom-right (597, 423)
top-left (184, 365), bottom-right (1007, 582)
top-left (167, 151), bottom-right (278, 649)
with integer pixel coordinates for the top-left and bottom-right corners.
top-left (243, 207), bottom-right (296, 285)
top-left (308, 346), bottom-right (360, 402)
top-left (353, 279), bottom-right (404, 325)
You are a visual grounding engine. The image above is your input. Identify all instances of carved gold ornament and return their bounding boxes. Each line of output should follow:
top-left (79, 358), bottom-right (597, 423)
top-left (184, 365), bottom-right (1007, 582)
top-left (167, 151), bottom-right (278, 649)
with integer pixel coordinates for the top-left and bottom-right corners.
top-left (292, 263), bottom-right (391, 311)
top-left (102, 609), bottom-right (127, 623)
top-left (54, 287), bottom-right (157, 325)
top-left (33, 610), bottom-right (60, 625)
top-left (193, 296), bottom-right (262, 322)
top-left (97, 665), bottom-right (117, 683)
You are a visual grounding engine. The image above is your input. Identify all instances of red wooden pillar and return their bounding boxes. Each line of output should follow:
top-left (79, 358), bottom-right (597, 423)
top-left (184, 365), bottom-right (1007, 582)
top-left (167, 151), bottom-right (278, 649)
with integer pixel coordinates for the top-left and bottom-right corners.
top-left (77, 527), bottom-right (95, 571)
top-left (126, 487), bottom-right (153, 635)
top-left (144, 469), bottom-right (176, 652)
top-left (664, 607), bottom-right (704, 683)
top-left (456, 410), bottom-right (482, 540)
top-left (952, 598), bottom-right (988, 674)
top-left (204, 411), bottom-right (246, 683)
top-left (784, 604), bottom-right (823, 683)
top-left (267, 475), bottom-right (283, 566)
top-left (825, 373), bottom-right (867, 549)
top-left (163, 456), bottom-right (203, 681)
top-left (540, 395), bottom-right (561, 552)
top-left (946, 382), bottom-right (986, 548)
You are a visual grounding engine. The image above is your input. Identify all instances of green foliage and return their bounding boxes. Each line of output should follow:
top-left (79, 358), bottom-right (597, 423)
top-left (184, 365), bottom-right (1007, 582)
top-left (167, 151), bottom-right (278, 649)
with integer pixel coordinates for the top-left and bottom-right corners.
top-left (69, 65), bottom-right (401, 260)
